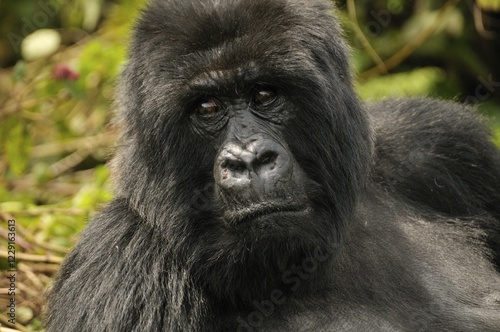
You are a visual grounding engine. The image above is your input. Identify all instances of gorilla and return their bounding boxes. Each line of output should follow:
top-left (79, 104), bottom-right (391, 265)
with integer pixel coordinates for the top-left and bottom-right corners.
top-left (46, 0), bottom-right (500, 331)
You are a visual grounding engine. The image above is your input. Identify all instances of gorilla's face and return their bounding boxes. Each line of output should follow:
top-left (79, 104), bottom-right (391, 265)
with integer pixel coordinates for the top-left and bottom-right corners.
top-left (190, 78), bottom-right (311, 229)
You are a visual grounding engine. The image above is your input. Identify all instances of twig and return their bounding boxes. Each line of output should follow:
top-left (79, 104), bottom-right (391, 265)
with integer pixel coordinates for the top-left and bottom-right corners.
top-left (0, 316), bottom-right (28, 331)
top-left (49, 148), bottom-right (92, 177)
top-left (346, 0), bottom-right (387, 74)
top-left (13, 222), bottom-right (71, 254)
top-left (16, 282), bottom-right (40, 299)
top-left (23, 263), bottom-right (60, 274)
top-left (25, 238), bottom-right (71, 255)
top-left (0, 228), bottom-right (33, 251)
top-left (0, 211), bottom-right (16, 221)
top-left (472, 3), bottom-right (496, 39)
top-left (31, 132), bottom-right (115, 158)
top-left (358, 0), bottom-right (459, 80)
top-left (18, 263), bottom-right (45, 290)
top-left (11, 208), bottom-right (86, 217)
top-left (0, 251), bottom-right (63, 264)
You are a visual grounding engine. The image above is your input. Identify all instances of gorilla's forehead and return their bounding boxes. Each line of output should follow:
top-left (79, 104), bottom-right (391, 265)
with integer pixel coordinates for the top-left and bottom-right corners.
top-left (187, 62), bottom-right (262, 92)
top-left (180, 45), bottom-right (317, 92)
top-left (134, 0), bottom-right (337, 70)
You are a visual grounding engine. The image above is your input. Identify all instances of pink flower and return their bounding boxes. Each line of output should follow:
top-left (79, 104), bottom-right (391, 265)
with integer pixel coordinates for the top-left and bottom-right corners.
top-left (52, 64), bottom-right (79, 81)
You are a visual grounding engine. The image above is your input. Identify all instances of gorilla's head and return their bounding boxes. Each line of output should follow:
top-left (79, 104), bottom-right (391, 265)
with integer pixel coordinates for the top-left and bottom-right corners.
top-left (114, 0), bottom-right (372, 302)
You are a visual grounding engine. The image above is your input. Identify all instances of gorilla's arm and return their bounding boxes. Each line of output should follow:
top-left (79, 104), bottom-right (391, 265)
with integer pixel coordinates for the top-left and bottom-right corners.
top-left (46, 198), bottom-right (209, 332)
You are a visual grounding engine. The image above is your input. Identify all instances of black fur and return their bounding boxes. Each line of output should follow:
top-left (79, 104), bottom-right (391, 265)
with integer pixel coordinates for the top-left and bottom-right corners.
top-left (46, 0), bottom-right (500, 331)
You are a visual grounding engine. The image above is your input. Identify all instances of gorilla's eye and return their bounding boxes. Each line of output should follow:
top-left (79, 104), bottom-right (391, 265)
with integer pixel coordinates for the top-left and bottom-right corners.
top-left (196, 98), bottom-right (222, 116)
top-left (252, 86), bottom-right (277, 106)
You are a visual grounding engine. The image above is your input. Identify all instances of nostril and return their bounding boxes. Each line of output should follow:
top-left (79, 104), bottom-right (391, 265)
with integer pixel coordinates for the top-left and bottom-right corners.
top-left (256, 151), bottom-right (278, 170)
top-left (222, 160), bottom-right (247, 175)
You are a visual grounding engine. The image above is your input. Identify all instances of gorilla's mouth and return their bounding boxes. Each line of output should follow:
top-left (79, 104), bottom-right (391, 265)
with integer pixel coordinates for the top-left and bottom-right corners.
top-left (223, 202), bottom-right (310, 224)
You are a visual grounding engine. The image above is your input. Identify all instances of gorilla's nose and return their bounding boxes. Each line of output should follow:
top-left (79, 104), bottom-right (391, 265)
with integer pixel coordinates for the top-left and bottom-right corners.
top-left (214, 139), bottom-right (292, 198)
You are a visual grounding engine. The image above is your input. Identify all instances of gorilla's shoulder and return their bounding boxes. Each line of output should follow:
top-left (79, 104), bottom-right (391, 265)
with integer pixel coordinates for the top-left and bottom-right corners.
top-left (370, 97), bottom-right (500, 231)
top-left (367, 97), bottom-right (487, 137)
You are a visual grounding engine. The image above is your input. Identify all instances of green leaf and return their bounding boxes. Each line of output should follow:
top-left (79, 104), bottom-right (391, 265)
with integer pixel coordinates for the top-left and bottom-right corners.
top-left (5, 121), bottom-right (32, 176)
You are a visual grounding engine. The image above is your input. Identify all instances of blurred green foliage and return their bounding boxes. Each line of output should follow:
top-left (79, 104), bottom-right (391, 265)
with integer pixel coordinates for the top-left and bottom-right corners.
top-left (478, 0), bottom-right (500, 11)
top-left (0, 0), bottom-right (499, 330)
top-left (355, 67), bottom-right (449, 99)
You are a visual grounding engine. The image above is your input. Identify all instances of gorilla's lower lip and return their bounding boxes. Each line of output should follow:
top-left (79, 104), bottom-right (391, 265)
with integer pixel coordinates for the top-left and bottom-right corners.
top-left (224, 204), bottom-right (310, 223)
